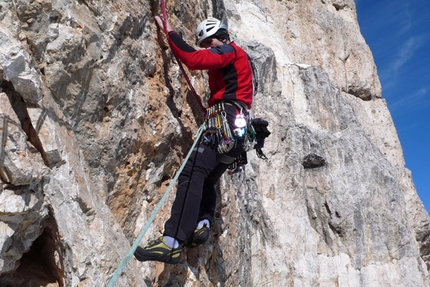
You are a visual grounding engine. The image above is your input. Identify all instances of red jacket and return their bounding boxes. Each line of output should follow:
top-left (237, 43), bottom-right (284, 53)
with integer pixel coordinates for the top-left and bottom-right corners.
top-left (168, 31), bottom-right (253, 109)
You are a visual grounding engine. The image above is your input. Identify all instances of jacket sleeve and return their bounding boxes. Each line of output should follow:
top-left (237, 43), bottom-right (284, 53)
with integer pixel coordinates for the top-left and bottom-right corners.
top-left (168, 31), bottom-right (235, 70)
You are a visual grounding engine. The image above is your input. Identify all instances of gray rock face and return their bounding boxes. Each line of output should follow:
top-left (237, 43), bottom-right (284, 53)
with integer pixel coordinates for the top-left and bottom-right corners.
top-left (0, 0), bottom-right (429, 286)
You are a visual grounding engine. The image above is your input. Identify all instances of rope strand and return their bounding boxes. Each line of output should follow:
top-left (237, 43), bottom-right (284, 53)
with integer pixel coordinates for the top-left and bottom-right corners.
top-left (107, 2), bottom-right (210, 284)
top-left (161, 0), bottom-right (206, 115)
top-left (106, 124), bottom-right (206, 287)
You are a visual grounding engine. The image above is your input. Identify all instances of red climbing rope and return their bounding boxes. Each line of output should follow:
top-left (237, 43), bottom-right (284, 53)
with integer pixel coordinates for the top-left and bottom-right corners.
top-left (160, 0), bottom-right (207, 115)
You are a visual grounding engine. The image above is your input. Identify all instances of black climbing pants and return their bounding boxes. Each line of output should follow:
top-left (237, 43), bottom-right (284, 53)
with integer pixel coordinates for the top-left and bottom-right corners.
top-left (164, 103), bottom-right (245, 242)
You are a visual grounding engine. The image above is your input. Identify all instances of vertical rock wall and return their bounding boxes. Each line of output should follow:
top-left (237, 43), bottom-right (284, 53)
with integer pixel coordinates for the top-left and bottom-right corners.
top-left (0, 0), bottom-right (429, 286)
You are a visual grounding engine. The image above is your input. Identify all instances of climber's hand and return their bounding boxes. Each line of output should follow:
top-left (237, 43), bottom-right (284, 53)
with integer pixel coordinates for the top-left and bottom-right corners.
top-left (154, 15), bottom-right (172, 33)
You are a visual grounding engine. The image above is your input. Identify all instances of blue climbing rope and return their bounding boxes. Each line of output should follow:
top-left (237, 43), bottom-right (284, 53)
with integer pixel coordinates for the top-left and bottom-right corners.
top-left (106, 123), bottom-right (206, 287)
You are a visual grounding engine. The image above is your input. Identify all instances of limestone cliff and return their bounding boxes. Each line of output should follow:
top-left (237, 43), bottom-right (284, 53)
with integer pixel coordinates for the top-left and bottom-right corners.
top-left (1, 0), bottom-right (429, 286)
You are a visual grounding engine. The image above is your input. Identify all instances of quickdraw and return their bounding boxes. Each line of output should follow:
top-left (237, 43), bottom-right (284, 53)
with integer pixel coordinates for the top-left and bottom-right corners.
top-left (205, 102), bottom-right (235, 154)
top-left (204, 102), bottom-right (253, 154)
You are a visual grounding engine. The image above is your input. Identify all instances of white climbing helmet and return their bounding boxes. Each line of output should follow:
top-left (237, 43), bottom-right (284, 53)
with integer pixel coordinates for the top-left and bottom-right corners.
top-left (195, 17), bottom-right (228, 47)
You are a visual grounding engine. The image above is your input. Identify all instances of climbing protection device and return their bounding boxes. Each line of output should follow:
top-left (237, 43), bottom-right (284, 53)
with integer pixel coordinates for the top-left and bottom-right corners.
top-left (204, 102), bottom-right (235, 154)
top-left (203, 101), bottom-right (252, 155)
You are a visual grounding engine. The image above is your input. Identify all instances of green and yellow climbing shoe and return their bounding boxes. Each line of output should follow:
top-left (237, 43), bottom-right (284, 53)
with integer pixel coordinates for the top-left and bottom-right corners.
top-left (185, 225), bottom-right (210, 248)
top-left (134, 237), bottom-right (182, 264)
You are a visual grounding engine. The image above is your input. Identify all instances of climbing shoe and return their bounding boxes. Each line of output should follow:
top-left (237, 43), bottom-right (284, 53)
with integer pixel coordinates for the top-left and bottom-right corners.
top-left (134, 237), bottom-right (182, 264)
top-left (185, 224), bottom-right (210, 248)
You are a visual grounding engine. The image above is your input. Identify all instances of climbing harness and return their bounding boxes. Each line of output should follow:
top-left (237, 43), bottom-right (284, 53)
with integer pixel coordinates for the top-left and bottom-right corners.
top-left (203, 101), bottom-right (253, 155)
top-left (106, 124), bottom-right (206, 287)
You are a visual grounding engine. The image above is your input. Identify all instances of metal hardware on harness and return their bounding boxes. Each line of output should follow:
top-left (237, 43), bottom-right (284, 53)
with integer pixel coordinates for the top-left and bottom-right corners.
top-left (205, 102), bottom-right (236, 154)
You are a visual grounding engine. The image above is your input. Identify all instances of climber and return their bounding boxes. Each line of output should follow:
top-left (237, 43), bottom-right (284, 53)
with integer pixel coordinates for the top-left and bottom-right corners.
top-left (133, 16), bottom-right (254, 264)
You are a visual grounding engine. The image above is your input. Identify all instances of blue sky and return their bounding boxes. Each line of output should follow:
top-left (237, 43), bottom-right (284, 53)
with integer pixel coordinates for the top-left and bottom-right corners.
top-left (355, 0), bottom-right (430, 213)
